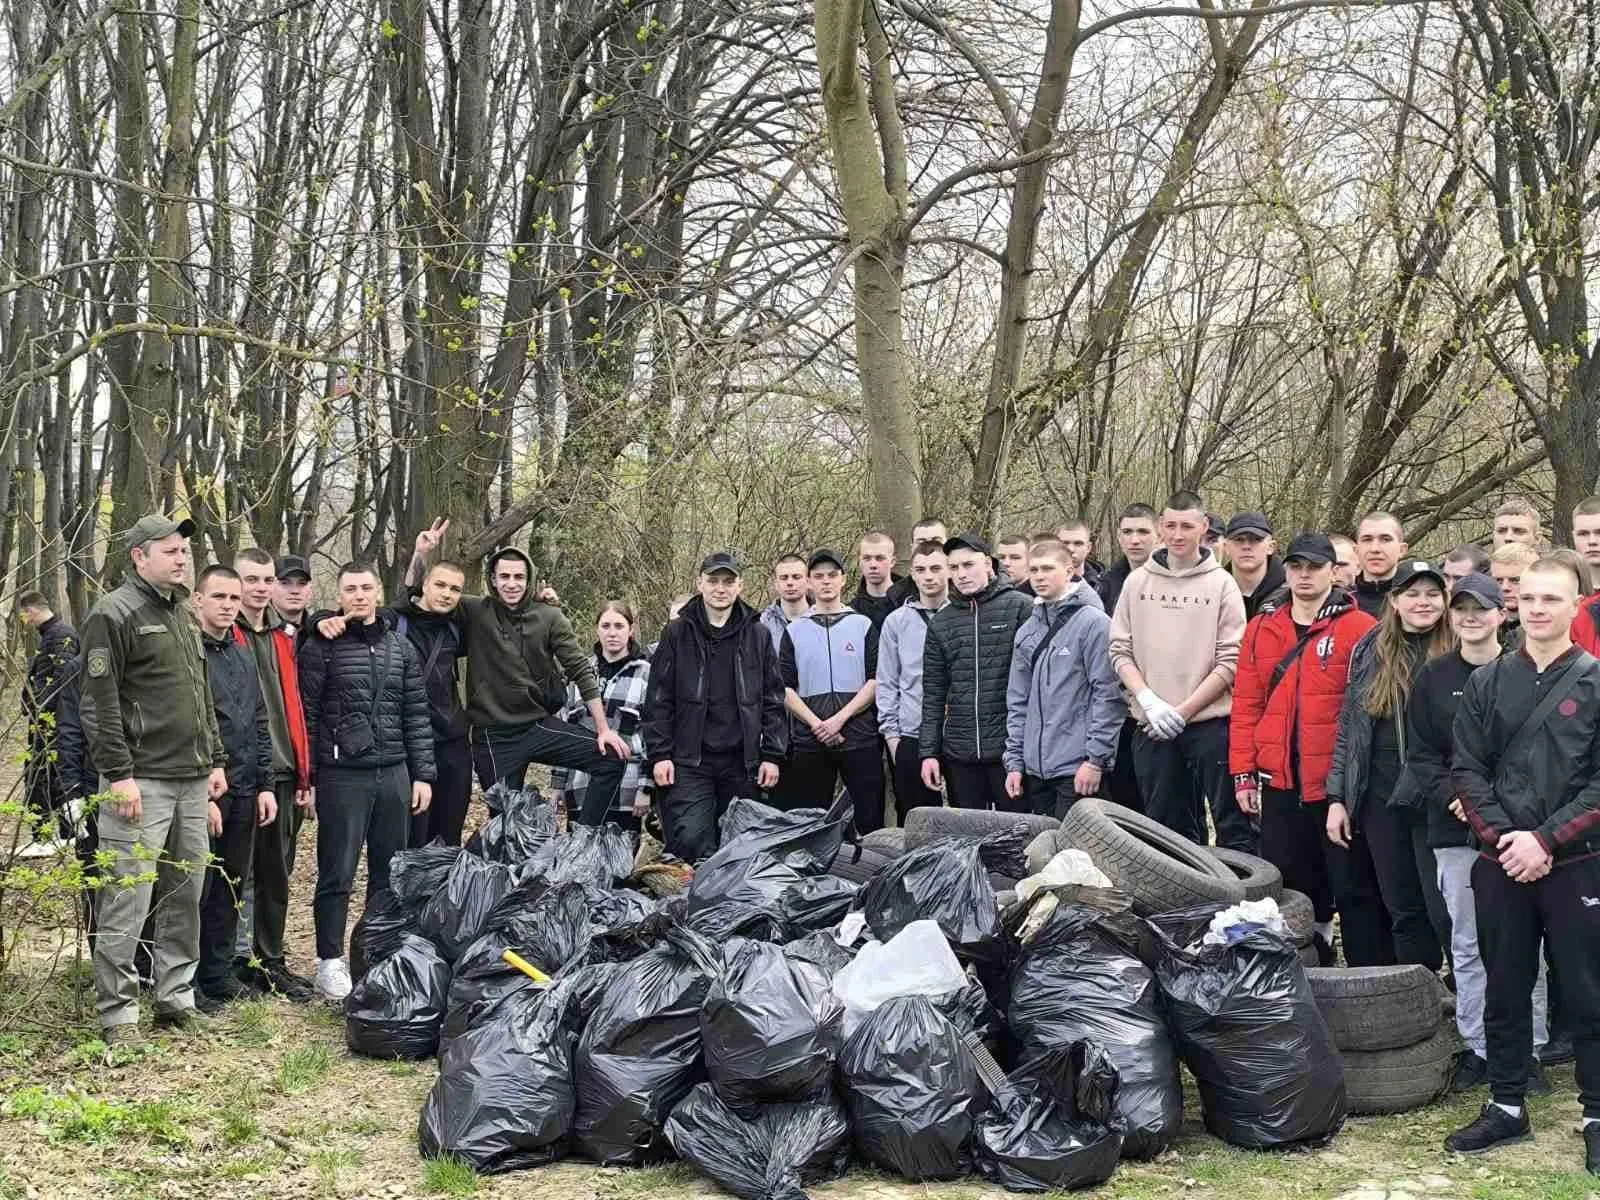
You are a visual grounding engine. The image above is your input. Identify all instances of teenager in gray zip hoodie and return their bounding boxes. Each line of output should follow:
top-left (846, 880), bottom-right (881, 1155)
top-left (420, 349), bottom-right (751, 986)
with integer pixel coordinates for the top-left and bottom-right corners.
top-left (1003, 541), bottom-right (1121, 817)
top-left (877, 540), bottom-right (951, 820)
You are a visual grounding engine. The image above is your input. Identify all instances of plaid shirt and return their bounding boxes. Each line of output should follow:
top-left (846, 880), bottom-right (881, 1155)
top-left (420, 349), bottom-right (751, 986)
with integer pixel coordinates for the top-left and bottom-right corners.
top-left (552, 647), bottom-right (650, 817)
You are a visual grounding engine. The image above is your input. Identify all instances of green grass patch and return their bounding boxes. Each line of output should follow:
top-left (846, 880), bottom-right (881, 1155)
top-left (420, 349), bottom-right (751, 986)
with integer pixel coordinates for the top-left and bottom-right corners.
top-left (1, 1086), bottom-right (191, 1147)
top-left (277, 1044), bottom-right (332, 1095)
top-left (231, 998), bottom-right (280, 1046)
top-left (421, 1154), bottom-right (479, 1196)
top-left (214, 1150), bottom-right (282, 1180)
top-left (347, 1111), bottom-right (389, 1135)
top-left (311, 1147), bottom-right (361, 1196)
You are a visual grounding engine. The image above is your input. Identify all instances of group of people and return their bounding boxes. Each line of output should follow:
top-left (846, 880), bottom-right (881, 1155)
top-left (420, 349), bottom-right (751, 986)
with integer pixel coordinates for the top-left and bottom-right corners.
top-left (16, 493), bottom-right (1600, 1174)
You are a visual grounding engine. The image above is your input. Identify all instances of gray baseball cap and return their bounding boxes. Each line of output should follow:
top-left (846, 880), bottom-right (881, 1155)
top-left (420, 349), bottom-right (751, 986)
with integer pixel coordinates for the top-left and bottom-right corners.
top-left (125, 513), bottom-right (196, 549)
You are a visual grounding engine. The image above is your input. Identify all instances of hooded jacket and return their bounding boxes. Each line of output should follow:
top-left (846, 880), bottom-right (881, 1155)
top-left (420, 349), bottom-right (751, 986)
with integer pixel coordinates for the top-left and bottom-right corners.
top-left (24, 614), bottom-right (85, 801)
top-left (79, 575), bottom-right (226, 783)
top-left (1453, 645), bottom-right (1600, 864)
top-left (759, 600), bottom-right (812, 653)
top-left (457, 548), bottom-right (599, 729)
top-left (1354, 575), bottom-right (1394, 618)
top-left (297, 616), bottom-right (436, 780)
top-left (1108, 548), bottom-right (1245, 725)
top-left (876, 596), bottom-right (948, 740)
top-left (642, 596), bottom-right (787, 771)
top-left (1236, 556), bottom-right (1288, 622)
top-left (1324, 626), bottom-right (1438, 818)
top-left (1229, 587), bottom-right (1374, 804)
top-left (780, 610), bottom-right (879, 752)
top-left (919, 575), bottom-right (1034, 763)
top-left (1003, 584), bottom-right (1121, 780)
top-left (202, 628), bottom-right (274, 799)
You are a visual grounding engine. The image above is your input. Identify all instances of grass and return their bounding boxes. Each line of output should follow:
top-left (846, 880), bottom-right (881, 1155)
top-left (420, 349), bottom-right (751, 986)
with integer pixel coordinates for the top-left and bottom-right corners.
top-left (218, 1077), bottom-right (262, 1146)
top-left (310, 1146), bottom-right (362, 1196)
top-left (421, 1154), bottom-right (480, 1196)
top-left (276, 1043), bottom-right (333, 1095)
top-left (230, 998), bottom-right (280, 1046)
top-left (1, 1086), bottom-right (191, 1147)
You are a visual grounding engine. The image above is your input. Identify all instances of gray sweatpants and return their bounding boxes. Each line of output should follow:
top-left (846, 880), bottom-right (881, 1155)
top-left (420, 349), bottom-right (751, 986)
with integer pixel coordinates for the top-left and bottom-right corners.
top-left (1435, 845), bottom-right (1548, 1058)
top-left (93, 776), bottom-right (210, 1029)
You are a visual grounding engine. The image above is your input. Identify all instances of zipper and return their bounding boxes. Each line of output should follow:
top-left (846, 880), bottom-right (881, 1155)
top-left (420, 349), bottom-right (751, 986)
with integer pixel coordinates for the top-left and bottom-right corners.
top-left (1289, 619), bottom-right (1308, 790)
top-left (972, 599), bottom-right (981, 758)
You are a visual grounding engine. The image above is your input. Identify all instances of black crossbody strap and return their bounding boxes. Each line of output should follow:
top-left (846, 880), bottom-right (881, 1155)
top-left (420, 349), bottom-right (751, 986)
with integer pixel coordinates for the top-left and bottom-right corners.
top-left (1501, 662), bottom-right (1585, 766)
top-left (1264, 625), bottom-right (1319, 704)
top-left (1029, 604), bottom-right (1085, 675)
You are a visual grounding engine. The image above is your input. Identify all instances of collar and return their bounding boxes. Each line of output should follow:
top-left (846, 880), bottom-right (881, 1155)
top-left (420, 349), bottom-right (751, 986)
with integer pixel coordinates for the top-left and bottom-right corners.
top-left (129, 573), bottom-right (180, 608)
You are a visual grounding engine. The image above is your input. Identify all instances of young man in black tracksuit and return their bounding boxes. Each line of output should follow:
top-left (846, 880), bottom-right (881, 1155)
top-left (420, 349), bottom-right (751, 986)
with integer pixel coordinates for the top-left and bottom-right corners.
top-left (643, 552), bottom-right (787, 864)
top-left (779, 549), bottom-right (884, 829)
top-left (193, 566), bottom-right (277, 1011)
top-left (1445, 556), bottom-right (1600, 1172)
top-left (919, 532), bottom-right (1035, 811)
top-left (298, 562), bottom-right (435, 1001)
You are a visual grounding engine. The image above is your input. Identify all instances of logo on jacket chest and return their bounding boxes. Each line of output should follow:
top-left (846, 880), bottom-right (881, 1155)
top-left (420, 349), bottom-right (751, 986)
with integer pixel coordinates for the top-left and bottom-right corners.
top-left (1137, 590), bottom-right (1213, 607)
top-left (1316, 635), bottom-right (1335, 667)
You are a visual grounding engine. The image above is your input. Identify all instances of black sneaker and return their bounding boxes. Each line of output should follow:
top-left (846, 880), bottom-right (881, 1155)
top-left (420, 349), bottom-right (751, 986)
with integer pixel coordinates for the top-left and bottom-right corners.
top-left (1313, 932), bottom-right (1336, 967)
top-left (1584, 1123), bottom-right (1600, 1176)
top-left (233, 961), bottom-right (271, 995)
top-left (1448, 1050), bottom-right (1488, 1094)
top-left (1445, 1104), bottom-right (1532, 1154)
top-left (1540, 1032), bottom-right (1576, 1066)
top-left (1526, 1059), bottom-right (1553, 1096)
top-left (263, 963), bottom-right (315, 1003)
top-left (153, 1007), bottom-right (215, 1035)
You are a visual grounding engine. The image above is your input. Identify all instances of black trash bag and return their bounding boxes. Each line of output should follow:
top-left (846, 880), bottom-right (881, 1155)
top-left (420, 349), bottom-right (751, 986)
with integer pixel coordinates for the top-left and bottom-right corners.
top-left (936, 976), bottom-right (1006, 1047)
top-left (592, 894), bottom-right (683, 962)
top-left (857, 841), bottom-right (1002, 962)
top-left (838, 994), bottom-right (987, 1180)
top-left (701, 940), bottom-right (843, 1114)
top-left (444, 880), bottom-right (600, 1040)
top-left (419, 969), bottom-right (591, 1172)
top-left (688, 901), bottom-right (790, 944)
top-left (975, 1042), bottom-right (1124, 1193)
top-left (526, 822), bottom-right (636, 887)
top-left (783, 931), bottom-right (855, 978)
top-left (1008, 904), bottom-right (1181, 1159)
top-left (349, 890), bottom-right (414, 982)
top-left (690, 845), bottom-right (804, 912)
top-left (777, 876), bottom-right (857, 933)
top-left (1151, 905), bottom-right (1346, 1150)
top-left (468, 786), bottom-right (559, 864)
top-left (345, 932), bottom-right (451, 1060)
top-left (717, 792), bottom-right (852, 874)
top-left (665, 1083), bottom-right (851, 1200)
top-left (419, 853), bottom-right (513, 961)
top-left (572, 924), bottom-right (718, 1165)
top-left (389, 843), bottom-right (463, 911)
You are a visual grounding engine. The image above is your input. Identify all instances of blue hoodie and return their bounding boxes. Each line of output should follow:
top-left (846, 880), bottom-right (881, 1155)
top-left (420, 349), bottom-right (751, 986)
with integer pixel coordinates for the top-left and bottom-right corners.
top-left (1004, 582), bottom-right (1122, 780)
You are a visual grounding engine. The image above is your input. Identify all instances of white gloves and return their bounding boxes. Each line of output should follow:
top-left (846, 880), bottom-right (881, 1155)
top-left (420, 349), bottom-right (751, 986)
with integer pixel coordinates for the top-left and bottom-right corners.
top-left (1137, 688), bottom-right (1187, 740)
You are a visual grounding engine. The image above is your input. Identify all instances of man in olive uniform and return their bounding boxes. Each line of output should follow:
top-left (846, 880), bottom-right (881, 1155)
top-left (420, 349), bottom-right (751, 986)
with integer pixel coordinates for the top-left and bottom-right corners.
top-left (79, 514), bottom-right (228, 1043)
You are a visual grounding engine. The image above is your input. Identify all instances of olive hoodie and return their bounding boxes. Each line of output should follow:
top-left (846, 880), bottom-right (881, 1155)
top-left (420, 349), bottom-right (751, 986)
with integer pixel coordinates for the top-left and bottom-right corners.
top-left (1108, 548), bottom-right (1246, 725)
top-left (458, 549), bottom-right (600, 729)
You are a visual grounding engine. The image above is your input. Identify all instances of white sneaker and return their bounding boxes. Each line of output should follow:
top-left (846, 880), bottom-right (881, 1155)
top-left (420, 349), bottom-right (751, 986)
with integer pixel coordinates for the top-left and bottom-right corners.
top-left (314, 957), bottom-right (353, 1001)
top-left (17, 836), bottom-right (71, 860)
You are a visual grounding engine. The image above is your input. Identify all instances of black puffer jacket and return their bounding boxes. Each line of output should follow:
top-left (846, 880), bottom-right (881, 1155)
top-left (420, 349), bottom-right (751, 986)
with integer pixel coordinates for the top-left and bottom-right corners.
top-left (297, 616), bottom-right (436, 781)
top-left (1325, 627), bottom-right (1435, 818)
top-left (918, 576), bottom-right (1034, 764)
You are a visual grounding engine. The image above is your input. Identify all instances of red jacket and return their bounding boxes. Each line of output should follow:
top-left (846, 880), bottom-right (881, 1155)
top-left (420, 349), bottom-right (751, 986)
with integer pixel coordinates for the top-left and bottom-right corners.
top-left (1230, 589), bottom-right (1376, 804)
top-left (1573, 597), bottom-right (1600, 656)
top-left (232, 624), bottom-right (312, 790)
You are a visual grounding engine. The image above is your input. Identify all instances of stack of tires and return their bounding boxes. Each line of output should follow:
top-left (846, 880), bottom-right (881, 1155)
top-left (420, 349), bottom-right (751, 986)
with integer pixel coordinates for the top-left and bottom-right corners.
top-left (827, 808), bottom-right (1057, 888)
top-left (1305, 965), bottom-right (1458, 1114)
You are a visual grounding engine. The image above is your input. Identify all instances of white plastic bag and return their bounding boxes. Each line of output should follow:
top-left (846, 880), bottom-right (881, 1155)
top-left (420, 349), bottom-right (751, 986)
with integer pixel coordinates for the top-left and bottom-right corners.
top-left (1200, 897), bottom-right (1288, 947)
top-left (1015, 849), bottom-right (1113, 901)
top-left (831, 920), bottom-right (968, 1037)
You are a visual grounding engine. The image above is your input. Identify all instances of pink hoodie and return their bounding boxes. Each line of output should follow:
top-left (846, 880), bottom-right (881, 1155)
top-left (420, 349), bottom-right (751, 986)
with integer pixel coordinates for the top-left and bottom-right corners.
top-left (1109, 549), bottom-right (1246, 724)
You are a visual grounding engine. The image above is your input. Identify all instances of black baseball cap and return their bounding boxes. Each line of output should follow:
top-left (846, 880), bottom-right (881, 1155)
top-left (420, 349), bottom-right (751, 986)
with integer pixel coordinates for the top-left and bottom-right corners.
top-left (805, 548), bottom-right (845, 572)
top-left (1450, 571), bottom-right (1504, 611)
top-left (1283, 532), bottom-right (1336, 565)
top-left (1226, 511), bottom-right (1273, 538)
top-left (125, 513), bottom-right (196, 548)
top-left (1391, 559), bottom-right (1449, 593)
top-left (275, 554), bottom-right (311, 582)
top-left (943, 531), bottom-right (993, 557)
top-left (1206, 513), bottom-right (1225, 538)
top-left (700, 551), bottom-right (742, 577)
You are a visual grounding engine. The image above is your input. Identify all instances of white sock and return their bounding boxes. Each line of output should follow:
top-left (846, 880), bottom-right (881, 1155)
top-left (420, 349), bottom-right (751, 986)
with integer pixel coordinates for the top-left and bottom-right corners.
top-left (1494, 1102), bottom-right (1524, 1118)
top-left (1313, 920), bottom-right (1335, 943)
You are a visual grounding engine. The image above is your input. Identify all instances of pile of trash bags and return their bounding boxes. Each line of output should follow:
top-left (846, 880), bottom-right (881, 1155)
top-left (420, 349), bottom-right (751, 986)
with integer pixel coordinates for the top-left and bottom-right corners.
top-left (343, 784), bottom-right (1344, 1196)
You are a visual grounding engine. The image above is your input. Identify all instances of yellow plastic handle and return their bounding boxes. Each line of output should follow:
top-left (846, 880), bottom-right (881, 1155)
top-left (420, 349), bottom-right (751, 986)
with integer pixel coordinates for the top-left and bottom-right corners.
top-left (501, 949), bottom-right (552, 984)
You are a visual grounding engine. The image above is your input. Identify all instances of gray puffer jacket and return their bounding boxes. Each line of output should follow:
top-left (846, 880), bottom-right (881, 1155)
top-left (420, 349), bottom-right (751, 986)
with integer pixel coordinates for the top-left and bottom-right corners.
top-left (919, 576), bottom-right (1034, 764)
top-left (1003, 585), bottom-right (1121, 780)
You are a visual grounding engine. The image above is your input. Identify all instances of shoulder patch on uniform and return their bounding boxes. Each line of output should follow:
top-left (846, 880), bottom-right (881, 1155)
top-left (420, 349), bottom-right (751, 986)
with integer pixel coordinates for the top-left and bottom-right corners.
top-left (87, 648), bottom-right (110, 677)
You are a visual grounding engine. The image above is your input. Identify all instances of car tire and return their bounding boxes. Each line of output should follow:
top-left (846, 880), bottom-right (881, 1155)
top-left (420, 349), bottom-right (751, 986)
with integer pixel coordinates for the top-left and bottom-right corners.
top-left (859, 827), bottom-right (907, 856)
top-left (826, 844), bottom-right (900, 885)
top-left (1058, 799), bottom-right (1245, 915)
top-left (1278, 889), bottom-right (1315, 947)
top-left (1024, 828), bottom-right (1064, 876)
top-left (1340, 1025), bottom-right (1459, 1115)
top-left (1297, 942), bottom-right (1321, 969)
top-left (1205, 847), bottom-right (1284, 901)
top-left (903, 806), bottom-right (1058, 852)
top-left (1306, 964), bottom-right (1444, 1052)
